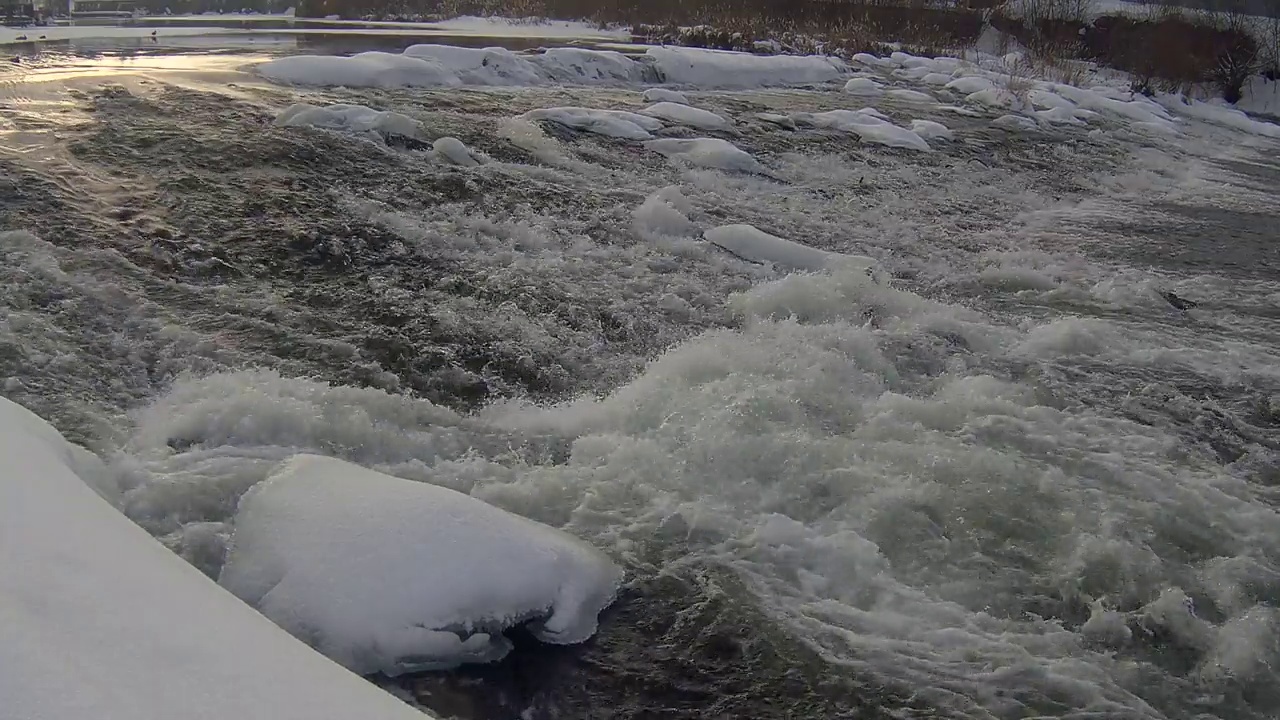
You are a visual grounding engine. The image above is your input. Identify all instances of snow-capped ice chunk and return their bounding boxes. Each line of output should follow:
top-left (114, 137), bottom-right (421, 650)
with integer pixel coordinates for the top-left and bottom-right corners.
top-left (809, 110), bottom-right (932, 151)
top-left (522, 106), bottom-right (661, 140)
top-left (256, 52), bottom-right (462, 88)
top-left (945, 76), bottom-right (996, 94)
top-left (756, 112), bottom-right (797, 130)
top-left (844, 77), bottom-right (884, 96)
top-left (219, 454), bottom-right (623, 676)
top-left (704, 224), bottom-right (877, 273)
top-left (275, 103), bottom-right (421, 140)
top-left (402, 44), bottom-right (543, 85)
top-left (0, 399), bottom-right (433, 720)
top-left (640, 101), bottom-right (730, 130)
top-left (643, 87), bottom-right (689, 105)
top-left (644, 137), bottom-right (766, 173)
top-left (921, 72), bottom-right (953, 86)
top-left (967, 88), bottom-right (1022, 110)
top-left (910, 119), bottom-right (954, 140)
top-left (992, 114), bottom-right (1039, 132)
top-left (852, 52), bottom-right (891, 68)
top-left (647, 46), bottom-right (845, 88)
top-left (432, 137), bottom-right (483, 167)
top-left (633, 185), bottom-right (698, 238)
top-left (886, 88), bottom-right (936, 103)
top-left (536, 47), bottom-right (654, 84)
top-left (892, 66), bottom-right (934, 81)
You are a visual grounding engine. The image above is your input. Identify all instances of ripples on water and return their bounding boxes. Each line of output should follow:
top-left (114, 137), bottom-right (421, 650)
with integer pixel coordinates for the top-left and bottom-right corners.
top-left (2, 44), bottom-right (1279, 719)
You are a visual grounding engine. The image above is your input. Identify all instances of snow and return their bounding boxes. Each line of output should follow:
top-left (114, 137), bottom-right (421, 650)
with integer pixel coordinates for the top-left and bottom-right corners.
top-left (647, 46), bottom-right (846, 88)
top-left (1239, 75), bottom-right (1280, 117)
top-left (852, 52), bottom-right (893, 69)
top-left (432, 137), bottom-right (483, 167)
top-left (255, 52), bottom-right (461, 88)
top-left (946, 76), bottom-right (998, 94)
top-left (218, 454), bottom-right (623, 676)
top-left (807, 110), bottom-right (933, 152)
top-left (966, 88), bottom-right (1022, 110)
top-left (402, 44), bottom-right (542, 85)
top-left (640, 102), bottom-right (731, 131)
top-left (0, 398), bottom-right (433, 720)
top-left (521, 107), bottom-right (660, 140)
top-left (992, 114), bottom-right (1040, 131)
top-left (844, 77), bottom-right (885, 96)
top-left (536, 47), bottom-right (653, 84)
top-left (643, 87), bottom-right (690, 105)
top-left (1034, 106), bottom-right (1087, 125)
top-left (1158, 95), bottom-right (1280, 138)
top-left (275, 103), bottom-right (421, 140)
top-left (910, 119), bottom-right (955, 140)
top-left (643, 137), bottom-right (767, 173)
top-left (921, 72), bottom-right (954, 86)
top-left (703, 224), bottom-right (877, 274)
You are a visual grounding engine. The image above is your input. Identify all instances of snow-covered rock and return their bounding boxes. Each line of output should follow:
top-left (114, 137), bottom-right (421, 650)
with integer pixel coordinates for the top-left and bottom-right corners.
top-left (967, 88), bottom-right (1022, 110)
top-left (992, 114), bottom-right (1039, 132)
top-left (522, 106), bottom-right (662, 140)
top-left (643, 87), bottom-right (689, 105)
top-left (643, 137), bottom-right (766, 173)
top-left (219, 454), bottom-right (623, 676)
top-left (648, 46), bottom-right (845, 88)
top-left (0, 399), bottom-right (433, 720)
top-left (704, 224), bottom-right (877, 274)
top-left (640, 101), bottom-right (731, 131)
top-left (921, 72), bottom-right (953, 86)
top-left (256, 51), bottom-right (462, 88)
top-left (402, 44), bottom-right (543, 85)
top-left (275, 103), bottom-right (422, 140)
top-left (910, 119), bottom-right (954, 140)
top-left (945, 76), bottom-right (997, 95)
top-left (808, 110), bottom-right (932, 152)
top-left (844, 77), bottom-right (884, 96)
top-left (432, 136), bottom-right (484, 166)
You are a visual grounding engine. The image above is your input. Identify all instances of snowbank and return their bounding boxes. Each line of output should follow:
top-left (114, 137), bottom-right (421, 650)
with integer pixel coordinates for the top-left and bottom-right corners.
top-left (256, 51), bottom-right (461, 88)
top-left (640, 102), bottom-right (731, 130)
top-left (219, 454), bottom-right (623, 676)
top-left (403, 44), bottom-right (543, 85)
top-left (643, 137), bottom-right (767, 173)
top-left (275, 103), bottom-right (421, 140)
top-left (647, 46), bottom-right (846, 88)
top-left (704, 224), bottom-right (877, 274)
top-left (522, 106), bottom-right (661, 139)
top-left (0, 399), bottom-right (432, 720)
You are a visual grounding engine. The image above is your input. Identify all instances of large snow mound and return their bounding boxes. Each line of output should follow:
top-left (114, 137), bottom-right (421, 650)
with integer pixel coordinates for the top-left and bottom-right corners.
top-left (522, 106), bottom-right (662, 139)
top-left (647, 46), bottom-right (846, 88)
top-left (644, 137), bottom-right (767, 173)
top-left (218, 454), bottom-right (624, 676)
top-left (276, 103), bottom-right (422, 140)
top-left (256, 51), bottom-right (462, 88)
top-left (704, 223), bottom-right (877, 274)
top-left (0, 399), bottom-right (431, 720)
top-left (640, 101), bottom-right (731, 130)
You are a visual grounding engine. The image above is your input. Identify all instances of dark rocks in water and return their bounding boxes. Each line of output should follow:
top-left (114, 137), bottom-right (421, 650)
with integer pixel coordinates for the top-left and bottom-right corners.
top-left (1161, 291), bottom-right (1198, 311)
top-left (399, 569), bottom-right (920, 720)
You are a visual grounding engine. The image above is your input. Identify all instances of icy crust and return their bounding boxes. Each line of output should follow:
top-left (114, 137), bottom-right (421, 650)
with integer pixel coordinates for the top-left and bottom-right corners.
top-left (0, 399), bottom-right (433, 720)
top-left (218, 454), bottom-right (624, 676)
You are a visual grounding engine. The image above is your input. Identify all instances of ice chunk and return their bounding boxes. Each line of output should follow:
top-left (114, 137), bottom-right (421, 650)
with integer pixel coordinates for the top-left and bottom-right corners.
top-left (921, 72), bottom-right (953, 86)
top-left (844, 77), bottom-right (884, 96)
top-left (644, 137), bottom-right (767, 173)
top-left (967, 88), bottom-right (1022, 110)
top-left (522, 107), bottom-right (661, 140)
top-left (643, 87), bottom-right (689, 105)
top-left (809, 110), bottom-right (932, 151)
top-left (910, 119), bottom-right (954, 140)
top-left (992, 114), bottom-right (1039, 131)
top-left (640, 101), bottom-right (731, 131)
top-left (1034, 107), bottom-right (1085, 126)
top-left (402, 44), bottom-right (543, 85)
top-left (219, 454), bottom-right (623, 676)
top-left (0, 399), bottom-right (433, 720)
top-left (275, 103), bottom-right (422, 140)
top-left (432, 137), bottom-right (483, 167)
top-left (886, 88), bottom-right (936, 103)
top-left (704, 224), bottom-right (876, 273)
top-left (892, 66), bottom-right (934, 81)
top-left (1029, 88), bottom-right (1075, 111)
top-left (945, 76), bottom-right (996, 94)
top-left (256, 52), bottom-right (461, 88)
top-left (536, 47), bottom-right (654, 84)
top-left (852, 52), bottom-right (892, 68)
top-left (633, 186), bottom-right (698, 238)
top-left (647, 46), bottom-right (845, 88)
top-left (756, 112), bottom-right (797, 130)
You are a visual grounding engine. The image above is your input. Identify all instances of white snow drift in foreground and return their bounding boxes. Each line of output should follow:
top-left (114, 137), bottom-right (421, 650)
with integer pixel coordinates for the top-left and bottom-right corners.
top-left (643, 138), bottom-right (766, 173)
top-left (640, 101), bottom-right (731, 130)
top-left (275, 103), bottom-right (421, 140)
top-left (0, 399), bottom-right (431, 720)
top-left (257, 51), bottom-right (461, 88)
top-left (704, 224), bottom-right (877, 274)
top-left (522, 106), bottom-right (662, 139)
top-left (219, 454), bottom-right (623, 676)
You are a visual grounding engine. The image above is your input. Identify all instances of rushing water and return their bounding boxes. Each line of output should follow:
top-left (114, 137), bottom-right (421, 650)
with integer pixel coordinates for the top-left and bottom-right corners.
top-left (2, 39), bottom-right (1279, 720)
